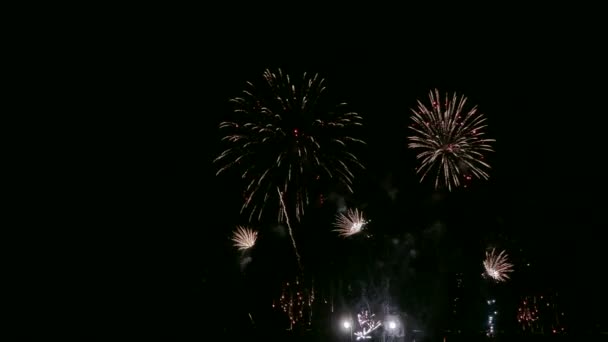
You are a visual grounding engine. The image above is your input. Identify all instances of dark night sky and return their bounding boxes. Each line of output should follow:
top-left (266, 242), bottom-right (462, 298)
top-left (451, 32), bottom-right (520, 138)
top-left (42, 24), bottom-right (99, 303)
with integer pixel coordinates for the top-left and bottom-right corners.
top-left (84, 9), bottom-right (606, 339)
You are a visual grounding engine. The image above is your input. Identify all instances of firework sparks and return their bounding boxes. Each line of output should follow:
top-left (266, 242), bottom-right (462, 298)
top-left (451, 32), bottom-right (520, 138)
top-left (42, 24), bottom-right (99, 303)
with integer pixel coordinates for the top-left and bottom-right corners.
top-left (214, 68), bottom-right (366, 223)
top-left (333, 208), bottom-right (368, 237)
top-left (517, 296), bottom-right (539, 331)
top-left (354, 310), bottom-right (382, 340)
top-left (516, 293), bottom-right (566, 334)
top-left (407, 89), bottom-right (495, 191)
top-left (483, 248), bottom-right (514, 282)
top-left (278, 187), bottom-right (302, 271)
top-left (273, 278), bottom-right (315, 330)
top-left (231, 226), bottom-right (257, 251)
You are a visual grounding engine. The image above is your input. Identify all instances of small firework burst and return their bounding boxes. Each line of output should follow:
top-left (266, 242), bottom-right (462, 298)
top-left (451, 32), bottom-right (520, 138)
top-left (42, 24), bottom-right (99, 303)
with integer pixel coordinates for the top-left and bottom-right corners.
top-left (354, 310), bottom-right (382, 340)
top-left (407, 89), bottom-right (495, 191)
top-left (516, 293), bottom-right (566, 334)
top-left (272, 278), bottom-right (315, 329)
top-left (333, 208), bottom-right (368, 237)
top-left (517, 296), bottom-right (540, 331)
top-left (483, 248), bottom-right (514, 282)
top-left (231, 226), bottom-right (257, 251)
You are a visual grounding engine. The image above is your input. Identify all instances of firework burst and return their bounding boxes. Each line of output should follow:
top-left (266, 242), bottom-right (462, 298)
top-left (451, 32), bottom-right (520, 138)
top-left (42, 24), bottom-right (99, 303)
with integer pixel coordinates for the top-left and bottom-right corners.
top-left (516, 293), bottom-right (566, 334)
top-left (517, 296), bottom-right (540, 331)
top-left (215, 68), bottom-right (366, 223)
top-left (272, 278), bottom-right (315, 329)
top-left (483, 248), bottom-right (514, 282)
top-left (407, 89), bottom-right (495, 191)
top-left (231, 226), bottom-right (258, 251)
top-left (354, 310), bottom-right (382, 340)
top-left (333, 208), bottom-right (368, 237)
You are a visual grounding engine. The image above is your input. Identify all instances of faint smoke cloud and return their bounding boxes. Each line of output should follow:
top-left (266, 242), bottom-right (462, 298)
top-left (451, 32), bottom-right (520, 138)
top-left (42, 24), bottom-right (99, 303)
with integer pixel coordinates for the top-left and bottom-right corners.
top-left (272, 224), bottom-right (287, 238)
top-left (409, 249), bottom-right (418, 258)
top-left (328, 192), bottom-right (347, 212)
top-left (239, 255), bottom-right (252, 271)
top-left (423, 221), bottom-right (445, 238)
top-left (381, 173), bottom-right (399, 201)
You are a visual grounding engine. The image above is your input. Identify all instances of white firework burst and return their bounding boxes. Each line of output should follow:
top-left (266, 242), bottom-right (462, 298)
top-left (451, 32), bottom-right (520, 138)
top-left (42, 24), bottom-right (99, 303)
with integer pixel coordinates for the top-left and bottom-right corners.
top-left (354, 310), bottom-right (382, 340)
top-left (214, 68), bottom-right (366, 223)
top-left (333, 208), bottom-right (368, 237)
top-left (407, 89), bottom-right (495, 191)
top-left (231, 226), bottom-right (258, 251)
top-left (483, 248), bottom-right (514, 282)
